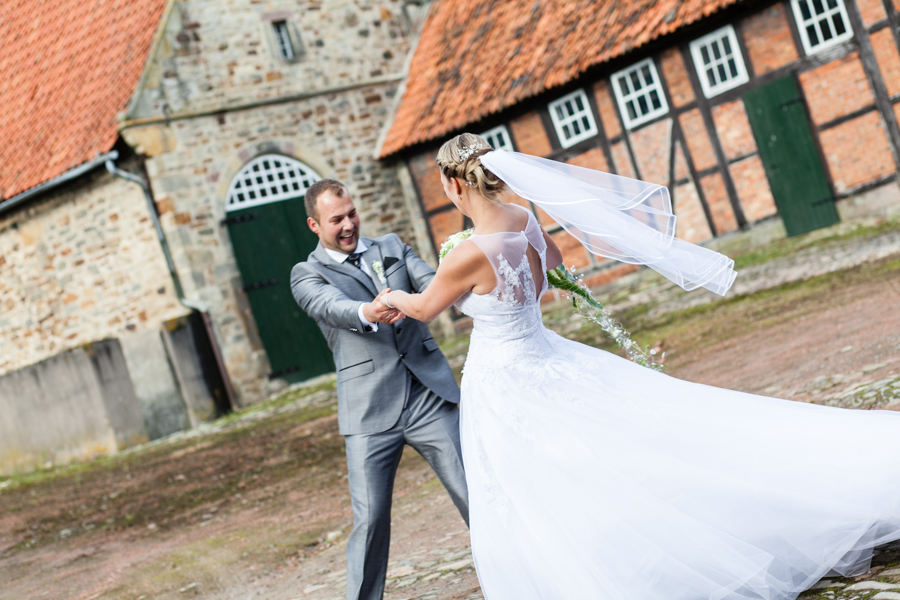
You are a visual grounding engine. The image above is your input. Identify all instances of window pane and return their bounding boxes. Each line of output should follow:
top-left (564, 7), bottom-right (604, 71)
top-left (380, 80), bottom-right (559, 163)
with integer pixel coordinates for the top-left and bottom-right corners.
top-left (827, 0), bottom-right (837, 6)
top-left (812, 0), bottom-right (825, 15)
top-left (799, 0), bottom-right (812, 20)
top-left (565, 100), bottom-right (575, 117)
top-left (728, 58), bottom-right (738, 78)
top-left (497, 132), bottom-right (506, 147)
top-left (820, 18), bottom-right (833, 41)
top-left (556, 105), bottom-right (565, 120)
top-left (806, 24), bottom-right (820, 46)
top-left (630, 71), bottom-right (643, 91)
top-left (572, 120), bottom-right (582, 135)
top-left (706, 68), bottom-right (716, 87)
top-left (722, 36), bottom-right (732, 55)
top-left (717, 63), bottom-right (728, 82)
top-left (562, 124), bottom-right (572, 139)
top-left (641, 65), bottom-right (653, 86)
top-left (618, 76), bottom-right (630, 96)
top-left (701, 46), bottom-right (711, 64)
top-left (711, 41), bottom-right (722, 60)
top-left (574, 95), bottom-right (584, 111)
top-left (833, 14), bottom-right (846, 36)
top-left (626, 100), bottom-right (637, 120)
top-left (581, 116), bottom-right (590, 131)
top-left (649, 90), bottom-right (661, 110)
top-left (637, 95), bottom-right (649, 115)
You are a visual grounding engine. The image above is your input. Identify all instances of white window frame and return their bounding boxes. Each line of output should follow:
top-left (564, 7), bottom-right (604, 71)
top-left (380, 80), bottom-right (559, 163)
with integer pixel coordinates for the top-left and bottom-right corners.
top-left (790, 0), bottom-right (853, 55)
top-left (481, 125), bottom-right (514, 151)
top-left (272, 20), bottom-right (295, 60)
top-left (548, 89), bottom-right (599, 148)
top-left (226, 155), bottom-right (320, 212)
top-left (689, 25), bottom-right (750, 98)
top-left (611, 58), bottom-right (669, 130)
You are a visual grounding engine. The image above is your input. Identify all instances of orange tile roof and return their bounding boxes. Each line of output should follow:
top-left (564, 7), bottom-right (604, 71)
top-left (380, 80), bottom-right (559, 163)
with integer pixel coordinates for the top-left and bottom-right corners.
top-left (379, 0), bottom-right (743, 158)
top-left (0, 0), bottom-right (168, 201)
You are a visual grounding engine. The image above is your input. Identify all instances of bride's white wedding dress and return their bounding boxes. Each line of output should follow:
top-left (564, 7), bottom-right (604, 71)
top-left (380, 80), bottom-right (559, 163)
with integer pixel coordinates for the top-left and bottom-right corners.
top-left (454, 206), bottom-right (900, 600)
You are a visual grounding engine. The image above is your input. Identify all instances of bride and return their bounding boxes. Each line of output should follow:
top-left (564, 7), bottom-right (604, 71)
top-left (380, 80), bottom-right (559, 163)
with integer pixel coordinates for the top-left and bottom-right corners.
top-left (379, 133), bottom-right (900, 600)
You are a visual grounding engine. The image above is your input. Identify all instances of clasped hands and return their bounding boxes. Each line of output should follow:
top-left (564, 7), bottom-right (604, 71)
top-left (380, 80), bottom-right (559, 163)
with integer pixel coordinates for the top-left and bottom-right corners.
top-left (362, 288), bottom-right (404, 325)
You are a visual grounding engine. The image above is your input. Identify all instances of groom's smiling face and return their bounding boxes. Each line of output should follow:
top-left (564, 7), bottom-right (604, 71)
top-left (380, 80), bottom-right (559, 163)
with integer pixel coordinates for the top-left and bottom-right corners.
top-left (308, 187), bottom-right (360, 254)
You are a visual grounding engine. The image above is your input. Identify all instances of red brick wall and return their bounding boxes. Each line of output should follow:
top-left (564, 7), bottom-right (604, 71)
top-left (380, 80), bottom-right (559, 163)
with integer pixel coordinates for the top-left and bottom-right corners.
top-left (509, 111), bottom-right (552, 156)
top-left (593, 81), bottom-right (622, 139)
top-left (680, 109), bottom-right (718, 171)
top-left (610, 142), bottom-right (638, 178)
top-left (630, 119), bottom-right (672, 185)
top-left (741, 4), bottom-right (798, 76)
top-left (551, 229), bottom-right (592, 269)
top-left (857, 0), bottom-right (887, 26)
top-left (427, 209), bottom-right (464, 250)
top-left (700, 172), bottom-right (738, 233)
top-left (582, 264), bottom-right (640, 289)
top-left (871, 28), bottom-right (900, 97)
top-left (673, 182), bottom-right (714, 243)
top-left (729, 156), bottom-right (777, 222)
top-left (407, 150), bottom-right (450, 212)
top-left (819, 111), bottom-right (895, 192)
top-left (566, 146), bottom-right (609, 172)
top-left (711, 100), bottom-right (758, 160)
top-left (659, 47), bottom-right (695, 108)
top-left (799, 53), bottom-right (875, 125)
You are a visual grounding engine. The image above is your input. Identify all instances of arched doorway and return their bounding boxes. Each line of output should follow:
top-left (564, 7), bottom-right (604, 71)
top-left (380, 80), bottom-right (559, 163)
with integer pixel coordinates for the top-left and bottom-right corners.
top-left (224, 154), bottom-right (334, 383)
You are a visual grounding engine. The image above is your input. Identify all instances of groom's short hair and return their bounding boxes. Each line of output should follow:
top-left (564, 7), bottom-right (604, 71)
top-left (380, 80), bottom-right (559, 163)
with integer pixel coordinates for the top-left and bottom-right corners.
top-left (305, 179), bottom-right (348, 221)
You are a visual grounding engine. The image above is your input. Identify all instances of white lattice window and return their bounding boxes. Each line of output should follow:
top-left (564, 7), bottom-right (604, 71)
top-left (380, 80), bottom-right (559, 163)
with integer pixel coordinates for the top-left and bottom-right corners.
top-left (482, 125), bottom-right (514, 151)
top-left (791, 0), bottom-right (852, 55)
top-left (690, 26), bottom-right (750, 97)
top-left (226, 155), bottom-right (320, 212)
top-left (612, 58), bottom-right (669, 130)
top-left (548, 90), bottom-right (598, 148)
top-left (273, 21), bottom-right (295, 60)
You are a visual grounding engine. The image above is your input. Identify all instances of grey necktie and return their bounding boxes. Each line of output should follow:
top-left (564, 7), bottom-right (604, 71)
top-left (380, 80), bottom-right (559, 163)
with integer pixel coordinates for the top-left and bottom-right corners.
top-left (347, 252), bottom-right (362, 269)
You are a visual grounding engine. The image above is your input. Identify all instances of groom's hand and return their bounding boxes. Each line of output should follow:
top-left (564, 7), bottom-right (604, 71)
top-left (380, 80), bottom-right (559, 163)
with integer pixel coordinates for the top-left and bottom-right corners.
top-left (363, 289), bottom-right (404, 325)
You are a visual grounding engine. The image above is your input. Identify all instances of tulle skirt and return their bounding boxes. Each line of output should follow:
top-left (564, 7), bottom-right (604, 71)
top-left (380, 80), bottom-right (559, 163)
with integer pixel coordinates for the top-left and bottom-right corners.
top-left (459, 327), bottom-right (900, 600)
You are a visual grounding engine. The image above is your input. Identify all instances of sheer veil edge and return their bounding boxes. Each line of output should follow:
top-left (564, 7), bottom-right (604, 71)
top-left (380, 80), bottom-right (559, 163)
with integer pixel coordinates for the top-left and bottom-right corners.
top-left (480, 151), bottom-right (737, 296)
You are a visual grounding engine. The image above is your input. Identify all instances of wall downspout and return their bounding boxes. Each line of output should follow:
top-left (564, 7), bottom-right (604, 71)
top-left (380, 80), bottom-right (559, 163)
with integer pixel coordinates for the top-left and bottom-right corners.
top-left (105, 159), bottom-right (238, 411)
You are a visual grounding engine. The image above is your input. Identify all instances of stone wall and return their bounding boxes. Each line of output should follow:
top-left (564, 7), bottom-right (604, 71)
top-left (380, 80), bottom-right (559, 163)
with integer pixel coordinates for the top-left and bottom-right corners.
top-left (128, 0), bottom-right (412, 118)
top-left (119, 0), bottom-right (423, 405)
top-left (0, 166), bottom-right (187, 376)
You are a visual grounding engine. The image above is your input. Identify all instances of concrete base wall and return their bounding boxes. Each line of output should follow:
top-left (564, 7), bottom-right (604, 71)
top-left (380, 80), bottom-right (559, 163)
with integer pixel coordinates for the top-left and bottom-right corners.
top-left (120, 330), bottom-right (190, 440)
top-left (0, 339), bottom-right (148, 475)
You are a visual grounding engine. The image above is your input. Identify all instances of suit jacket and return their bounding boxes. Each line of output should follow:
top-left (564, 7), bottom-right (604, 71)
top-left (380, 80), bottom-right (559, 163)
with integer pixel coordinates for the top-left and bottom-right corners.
top-left (290, 234), bottom-right (460, 435)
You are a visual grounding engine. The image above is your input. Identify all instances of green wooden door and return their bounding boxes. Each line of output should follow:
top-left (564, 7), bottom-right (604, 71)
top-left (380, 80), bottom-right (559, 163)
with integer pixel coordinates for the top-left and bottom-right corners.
top-left (226, 195), bottom-right (334, 383)
top-left (743, 76), bottom-right (839, 237)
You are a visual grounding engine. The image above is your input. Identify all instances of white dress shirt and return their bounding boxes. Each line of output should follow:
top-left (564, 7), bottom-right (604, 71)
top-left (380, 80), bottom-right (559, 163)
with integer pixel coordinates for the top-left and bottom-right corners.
top-left (324, 240), bottom-right (379, 331)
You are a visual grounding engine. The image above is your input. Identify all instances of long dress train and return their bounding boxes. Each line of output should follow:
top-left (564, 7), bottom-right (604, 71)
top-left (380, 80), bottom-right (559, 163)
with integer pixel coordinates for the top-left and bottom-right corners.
top-left (454, 206), bottom-right (900, 600)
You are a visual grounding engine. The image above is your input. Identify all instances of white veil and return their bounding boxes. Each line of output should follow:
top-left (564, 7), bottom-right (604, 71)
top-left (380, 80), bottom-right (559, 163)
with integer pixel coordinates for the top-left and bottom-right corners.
top-left (480, 151), bottom-right (737, 296)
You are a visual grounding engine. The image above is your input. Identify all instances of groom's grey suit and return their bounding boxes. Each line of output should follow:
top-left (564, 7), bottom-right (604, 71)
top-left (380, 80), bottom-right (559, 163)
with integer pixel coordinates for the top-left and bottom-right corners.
top-left (291, 234), bottom-right (468, 600)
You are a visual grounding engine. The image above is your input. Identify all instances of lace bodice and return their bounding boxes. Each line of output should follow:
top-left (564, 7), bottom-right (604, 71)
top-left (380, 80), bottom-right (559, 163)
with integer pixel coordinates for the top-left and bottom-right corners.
top-left (454, 205), bottom-right (548, 333)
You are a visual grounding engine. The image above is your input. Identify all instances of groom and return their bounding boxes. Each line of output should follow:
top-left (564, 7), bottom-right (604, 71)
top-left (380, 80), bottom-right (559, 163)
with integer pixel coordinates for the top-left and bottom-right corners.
top-left (290, 179), bottom-right (469, 600)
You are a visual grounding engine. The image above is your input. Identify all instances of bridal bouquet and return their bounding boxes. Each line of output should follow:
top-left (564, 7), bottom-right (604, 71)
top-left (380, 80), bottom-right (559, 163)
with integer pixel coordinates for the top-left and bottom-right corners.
top-left (441, 230), bottom-right (665, 372)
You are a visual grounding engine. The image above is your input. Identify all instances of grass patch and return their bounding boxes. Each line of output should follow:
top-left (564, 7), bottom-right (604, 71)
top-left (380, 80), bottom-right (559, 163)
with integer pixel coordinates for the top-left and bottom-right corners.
top-left (731, 218), bottom-right (900, 270)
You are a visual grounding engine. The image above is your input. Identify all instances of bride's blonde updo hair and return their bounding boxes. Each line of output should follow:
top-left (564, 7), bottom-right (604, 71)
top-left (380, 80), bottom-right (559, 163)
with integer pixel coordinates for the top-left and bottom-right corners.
top-left (435, 133), bottom-right (507, 204)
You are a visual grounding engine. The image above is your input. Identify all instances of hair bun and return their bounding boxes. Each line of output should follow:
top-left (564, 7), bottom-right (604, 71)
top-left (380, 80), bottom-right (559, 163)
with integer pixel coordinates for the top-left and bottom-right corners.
top-left (435, 133), bottom-right (507, 204)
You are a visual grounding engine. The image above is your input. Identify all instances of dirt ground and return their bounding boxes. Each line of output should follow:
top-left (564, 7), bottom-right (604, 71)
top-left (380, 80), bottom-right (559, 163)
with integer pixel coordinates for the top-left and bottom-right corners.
top-left (1, 254), bottom-right (899, 600)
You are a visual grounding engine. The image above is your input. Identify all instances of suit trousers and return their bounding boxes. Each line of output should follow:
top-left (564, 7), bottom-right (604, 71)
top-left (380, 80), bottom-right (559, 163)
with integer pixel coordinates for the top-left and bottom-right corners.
top-left (344, 378), bottom-right (469, 600)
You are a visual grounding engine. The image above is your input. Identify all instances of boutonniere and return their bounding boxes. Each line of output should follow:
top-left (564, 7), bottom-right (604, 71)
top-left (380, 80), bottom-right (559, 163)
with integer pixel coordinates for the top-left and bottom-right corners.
top-left (370, 261), bottom-right (387, 284)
